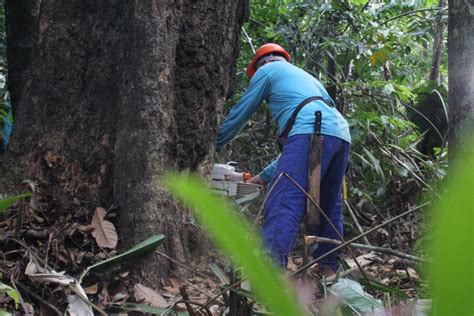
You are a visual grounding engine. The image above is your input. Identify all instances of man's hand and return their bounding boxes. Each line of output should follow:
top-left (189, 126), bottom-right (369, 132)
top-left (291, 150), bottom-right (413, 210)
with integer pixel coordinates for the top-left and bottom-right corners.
top-left (248, 175), bottom-right (266, 186)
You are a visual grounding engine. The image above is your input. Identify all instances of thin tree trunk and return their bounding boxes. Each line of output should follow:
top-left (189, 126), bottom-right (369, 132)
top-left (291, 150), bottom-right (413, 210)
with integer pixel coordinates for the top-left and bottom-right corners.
top-left (448, 0), bottom-right (474, 163)
top-left (429, 0), bottom-right (446, 83)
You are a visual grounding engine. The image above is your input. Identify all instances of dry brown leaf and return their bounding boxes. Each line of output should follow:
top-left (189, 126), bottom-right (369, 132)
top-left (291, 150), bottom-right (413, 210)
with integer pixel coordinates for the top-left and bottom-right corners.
top-left (112, 293), bottom-right (129, 302)
top-left (119, 271), bottom-right (130, 278)
top-left (84, 284), bottom-right (98, 295)
top-left (77, 225), bottom-right (94, 232)
top-left (163, 286), bottom-right (180, 294)
top-left (134, 284), bottom-right (168, 308)
top-left (169, 277), bottom-right (182, 289)
top-left (90, 207), bottom-right (118, 249)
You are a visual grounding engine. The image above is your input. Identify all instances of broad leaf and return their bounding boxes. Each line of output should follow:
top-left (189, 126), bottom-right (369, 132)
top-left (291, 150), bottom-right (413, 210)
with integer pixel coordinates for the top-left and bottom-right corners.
top-left (209, 263), bottom-right (229, 284)
top-left (79, 235), bottom-right (165, 282)
top-left (329, 278), bottom-right (384, 314)
top-left (90, 207), bottom-right (118, 249)
top-left (0, 193), bottom-right (31, 213)
top-left (0, 282), bottom-right (20, 309)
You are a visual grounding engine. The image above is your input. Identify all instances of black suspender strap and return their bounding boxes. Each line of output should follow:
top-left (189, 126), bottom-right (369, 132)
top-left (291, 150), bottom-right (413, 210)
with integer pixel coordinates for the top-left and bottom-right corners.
top-left (277, 96), bottom-right (333, 149)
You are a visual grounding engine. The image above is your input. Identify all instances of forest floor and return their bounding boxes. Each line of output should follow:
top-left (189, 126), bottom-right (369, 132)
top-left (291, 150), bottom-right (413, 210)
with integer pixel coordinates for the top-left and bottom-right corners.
top-left (0, 190), bottom-right (429, 315)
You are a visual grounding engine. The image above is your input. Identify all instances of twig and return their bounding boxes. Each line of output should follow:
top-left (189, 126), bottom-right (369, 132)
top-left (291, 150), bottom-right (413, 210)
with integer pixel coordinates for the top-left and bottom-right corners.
top-left (174, 299), bottom-right (212, 316)
top-left (9, 277), bottom-right (31, 315)
top-left (8, 239), bottom-right (105, 315)
top-left (179, 286), bottom-right (197, 316)
top-left (156, 251), bottom-right (213, 280)
top-left (205, 281), bottom-right (241, 307)
top-left (381, 7), bottom-right (447, 25)
top-left (312, 236), bottom-right (428, 263)
top-left (241, 27), bottom-right (256, 54)
top-left (16, 282), bottom-right (62, 315)
top-left (8, 238), bottom-right (52, 270)
top-left (44, 232), bottom-right (53, 270)
top-left (395, 221), bottom-right (421, 297)
top-left (252, 172), bottom-right (284, 230)
top-left (290, 202), bottom-right (430, 276)
top-left (344, 200), bottom-right (371, 246)
top-left (171, 271), bottom-right (217, 300)
top-left (14, 202), bottom-right (25, 238)
top-left (281, 172), bottom-right (375, 292)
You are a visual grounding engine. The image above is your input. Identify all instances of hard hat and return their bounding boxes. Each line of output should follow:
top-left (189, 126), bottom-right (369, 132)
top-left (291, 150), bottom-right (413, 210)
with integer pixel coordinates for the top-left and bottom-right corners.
top-left (246, 43), bottom-right (291, 78)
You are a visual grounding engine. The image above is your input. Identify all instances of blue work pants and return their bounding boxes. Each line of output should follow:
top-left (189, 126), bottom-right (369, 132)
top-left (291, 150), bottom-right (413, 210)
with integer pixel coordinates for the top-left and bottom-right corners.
top-left (262, 134), bottom-right (350, 272)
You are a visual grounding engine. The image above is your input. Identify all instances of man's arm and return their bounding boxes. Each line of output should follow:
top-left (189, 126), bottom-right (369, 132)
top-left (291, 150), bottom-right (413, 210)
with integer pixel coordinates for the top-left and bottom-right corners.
top-left (251, 155), bottom-right (280, 185)
top-left (216, 69), bottom-right (270, 149)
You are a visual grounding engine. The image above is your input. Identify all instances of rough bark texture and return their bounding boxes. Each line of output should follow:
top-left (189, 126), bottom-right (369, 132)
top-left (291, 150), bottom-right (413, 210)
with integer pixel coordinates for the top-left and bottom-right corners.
top-left (448, 0), bottom-right (474, 163)
top-left (429, 0), bottom-right (446, 83)
top-left (4, 0), bottom-right (40, 114)
top-left (1, 0), bottom-right (248, 284)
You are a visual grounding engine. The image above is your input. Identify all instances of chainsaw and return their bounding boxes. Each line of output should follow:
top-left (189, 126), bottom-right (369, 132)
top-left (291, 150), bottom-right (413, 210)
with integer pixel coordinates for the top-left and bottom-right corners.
top-left (211, 163), bottom-right (263, 204)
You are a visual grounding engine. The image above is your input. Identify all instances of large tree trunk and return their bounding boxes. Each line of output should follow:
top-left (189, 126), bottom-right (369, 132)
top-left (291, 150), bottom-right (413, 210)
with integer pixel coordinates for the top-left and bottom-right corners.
top-left (0, 0), bottom-right (248, 284)
top-left (4, 0), bottom-right (40, 114)
top-left (448, 0), bottom-right (474, 164)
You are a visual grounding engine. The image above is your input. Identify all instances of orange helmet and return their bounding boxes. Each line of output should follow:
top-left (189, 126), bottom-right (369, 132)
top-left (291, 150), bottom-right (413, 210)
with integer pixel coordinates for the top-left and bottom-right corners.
top-left (246, 43), bottom-right (291, 78)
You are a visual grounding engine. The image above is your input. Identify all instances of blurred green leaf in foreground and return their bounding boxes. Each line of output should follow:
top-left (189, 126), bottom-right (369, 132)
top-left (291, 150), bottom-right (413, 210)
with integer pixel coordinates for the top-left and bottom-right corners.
top-left (165, 173), bottom-right (302, 316)
top-left (431, 139), bottom-right (474, 315)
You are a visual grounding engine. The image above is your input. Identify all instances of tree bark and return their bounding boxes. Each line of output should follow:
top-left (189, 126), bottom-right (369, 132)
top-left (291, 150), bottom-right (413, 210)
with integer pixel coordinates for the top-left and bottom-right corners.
top-left (4, 0), bottom-right (40, 114)
top-left (429, 0), bottom-right (446, 83)
top-left (0, 0), bottom-right (248, 284)
top-left (448, 0), bottom-right (474, 164)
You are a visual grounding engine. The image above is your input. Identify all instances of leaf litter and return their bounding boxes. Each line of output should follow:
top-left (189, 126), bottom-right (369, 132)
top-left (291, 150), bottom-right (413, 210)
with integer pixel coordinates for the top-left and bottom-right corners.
top-left (0, 185), bottom-right (428, 315)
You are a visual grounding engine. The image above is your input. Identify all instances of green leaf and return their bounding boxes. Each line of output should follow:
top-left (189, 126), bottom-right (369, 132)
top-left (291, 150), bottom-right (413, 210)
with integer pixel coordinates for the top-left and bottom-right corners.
top-left (0, 193), bottom-right (32, 213)
top-left (209, 263), bottom-right (230, 285)
top-left (431, 138), bottom-right (474, 315)
top-left (329, 278), bottom-right (384, 314)
top-left (0, 282), bottom-right (20, 309)
top-left (0, 310), bottom-right (12, 316)
top-left (165, 174), bottom-right (302, 316)
top-left (359, 278), bottom-right (409, 299)
top-left (79, 235), bottom-right (165, 282)
top-left (121, 303), bottom-right (188, 315)
top-left (369, 47), bottom-right (392, 67)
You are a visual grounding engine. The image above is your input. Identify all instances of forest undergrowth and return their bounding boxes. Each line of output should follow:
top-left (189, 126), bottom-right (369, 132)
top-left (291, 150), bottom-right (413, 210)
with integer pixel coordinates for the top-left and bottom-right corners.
top-left (0, 0), bottom-right (459, 315)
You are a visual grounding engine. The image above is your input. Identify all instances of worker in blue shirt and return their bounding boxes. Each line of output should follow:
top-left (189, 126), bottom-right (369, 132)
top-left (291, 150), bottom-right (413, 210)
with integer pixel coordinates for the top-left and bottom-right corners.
top-left (216, 43), bottom-right (351, 273)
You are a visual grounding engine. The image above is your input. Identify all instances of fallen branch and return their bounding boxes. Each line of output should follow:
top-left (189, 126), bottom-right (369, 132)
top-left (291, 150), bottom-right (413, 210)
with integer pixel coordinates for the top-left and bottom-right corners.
top-left (205, 281), bottom-right (241, 308)
top-left (156, 251), bottom-right (212, 280)
top-left (311, 236), bottom-right (428, 263)
top-left (179, 286), bottom-right (197, 316)
top-left (290, 202), bottom-right (430, 276)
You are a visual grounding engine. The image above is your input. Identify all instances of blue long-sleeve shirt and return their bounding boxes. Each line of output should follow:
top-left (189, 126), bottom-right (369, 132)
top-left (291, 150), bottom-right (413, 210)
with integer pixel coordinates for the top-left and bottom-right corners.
top-left (217, 61), bottom-right (351, 182)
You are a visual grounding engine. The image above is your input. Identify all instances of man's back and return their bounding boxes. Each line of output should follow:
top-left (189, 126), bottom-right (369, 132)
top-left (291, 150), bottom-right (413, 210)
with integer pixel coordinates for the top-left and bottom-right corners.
top-left (257, 61), bottom-right (351, 143)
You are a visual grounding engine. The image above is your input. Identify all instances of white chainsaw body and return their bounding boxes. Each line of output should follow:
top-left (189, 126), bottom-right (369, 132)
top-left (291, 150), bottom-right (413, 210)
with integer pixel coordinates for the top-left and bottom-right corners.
top-left (211, 163), bottom-right (262, 204)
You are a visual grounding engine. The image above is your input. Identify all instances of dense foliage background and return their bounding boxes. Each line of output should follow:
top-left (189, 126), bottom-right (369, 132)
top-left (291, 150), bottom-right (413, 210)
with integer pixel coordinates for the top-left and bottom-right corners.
top-left (220, 0), bottom-right (448, 253)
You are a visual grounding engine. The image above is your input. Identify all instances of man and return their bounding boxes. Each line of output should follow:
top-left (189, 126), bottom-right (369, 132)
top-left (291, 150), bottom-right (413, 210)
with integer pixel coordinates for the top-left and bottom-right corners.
top-left (216, 43), bottom-right (350, 272)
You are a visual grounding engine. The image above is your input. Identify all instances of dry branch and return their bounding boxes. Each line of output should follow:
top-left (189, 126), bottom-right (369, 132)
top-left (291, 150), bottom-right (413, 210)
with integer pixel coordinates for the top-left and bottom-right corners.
top-left (290, 202), bottom-right (430, 276)
top-left (312, 236), bottom-right (428, 263)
